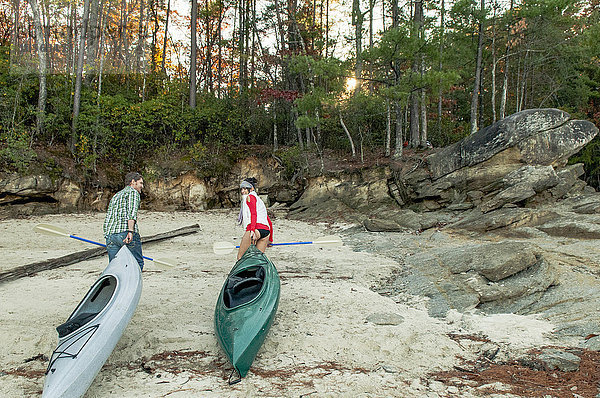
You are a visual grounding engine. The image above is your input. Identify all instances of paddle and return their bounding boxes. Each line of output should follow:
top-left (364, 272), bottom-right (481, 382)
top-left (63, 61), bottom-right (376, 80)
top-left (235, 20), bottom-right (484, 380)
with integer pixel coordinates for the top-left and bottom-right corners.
top-left (34, 223), bottom-right (176, 268)
top-left (212, 235), bottom-right (343, 255)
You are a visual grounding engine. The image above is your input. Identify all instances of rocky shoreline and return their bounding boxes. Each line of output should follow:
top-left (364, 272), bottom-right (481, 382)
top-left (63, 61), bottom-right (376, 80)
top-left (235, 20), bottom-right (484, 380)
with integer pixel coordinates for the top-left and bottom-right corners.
top-left (2, 211), bottom-right (599, 397)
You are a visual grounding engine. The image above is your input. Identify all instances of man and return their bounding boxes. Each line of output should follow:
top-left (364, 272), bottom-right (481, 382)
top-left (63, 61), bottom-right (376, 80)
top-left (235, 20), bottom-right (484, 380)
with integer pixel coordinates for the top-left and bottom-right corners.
top-left (103, 172), bottom-right (144, 269)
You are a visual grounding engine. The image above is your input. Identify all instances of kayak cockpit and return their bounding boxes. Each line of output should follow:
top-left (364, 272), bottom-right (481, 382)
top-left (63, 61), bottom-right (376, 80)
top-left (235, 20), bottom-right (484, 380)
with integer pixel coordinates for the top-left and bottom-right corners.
top-left (223, 266), bottom-right (265, 308)
top-left (56, 275), bottom-right (117, 338)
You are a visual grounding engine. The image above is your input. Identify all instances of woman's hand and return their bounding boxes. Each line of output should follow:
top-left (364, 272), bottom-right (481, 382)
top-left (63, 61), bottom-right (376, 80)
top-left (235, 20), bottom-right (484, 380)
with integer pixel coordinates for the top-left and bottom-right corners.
top-left (251, 230), bottom-right (260, 243)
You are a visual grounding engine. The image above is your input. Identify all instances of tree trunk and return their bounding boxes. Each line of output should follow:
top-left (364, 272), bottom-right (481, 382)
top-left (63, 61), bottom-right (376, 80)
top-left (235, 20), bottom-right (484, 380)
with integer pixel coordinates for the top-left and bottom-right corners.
top-left (325, 0), bottom-right (329, 56)
top-left (27, 0), bottom-right (47, 139)
top-left (287, 0), bottom-right (306, 54)
top-left (42, 0), bottom-right (52, 71)
top-left (68, 0), bottom-right (76, 75)
top-left (150, 0), bottom-right (160, 73)
top-left (293, 109), bottom-right (303, 149)
top-left (420, 57), bottom-right (427, 146)
top-left (135, 0), bottom-right (147, 99)
top-left (315, 108), bottom-right (321, 143)
top-left (500, 0), bottom-right (513, 119)
top-left (274, 0), bottom-right (285, 54)
top-left (217, 0), bottom-right (223, 97)
top-left (72, 0), bottom-right (91, 149)
top-left (437, 0), bottom-right (445, 140)
top-left (409, 0), bottom-right (423, 147)
top-left (238, 0), bottom-right (246, 92)
top-left (87, 0), bottom-right (101, 70)
top-left (490, 0), bottom-right (498, 123)
top-left (189, 0), bottom-right (198, 108)
top-left (352, 0), bottom-right (363, 92)
top-left (409, 90), bottom-right (419, 147)
top-left (161, 0), bottom-right (170, 74)
top-left (135, 0), bottom-right (146, 73)
top-left (205, 0), bottom-right (213, 92)
top-left (385, 99), bottom-right (391, 157)
top-left (515, 53), bottom-right (522, 112)
top-left (518, 50), bottom-right (528, 112)
top-left (93, 1), bottom-right (109, 172)
top-left (393, 102), bottom-right (403, 159)
top-left (339, 109), bottom-right (356, 157)
top-left (273, 111), bottom-right (278, 151)
top-left (120, 0), bottom-right (129, 70)
top-left (306, 127), bottom-right (310, 147)
top-left (368, 0), bottom-right (374, 93)
top-left (249, 0), bottom-right (256, 90)
top-left (10, 0), bottom-right (20, 70)
top-left (469, 0), bottom-right (485, 135)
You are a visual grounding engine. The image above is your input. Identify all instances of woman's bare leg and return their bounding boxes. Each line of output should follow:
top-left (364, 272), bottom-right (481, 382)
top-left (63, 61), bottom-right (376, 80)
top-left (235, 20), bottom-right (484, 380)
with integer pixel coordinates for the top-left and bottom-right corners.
top-left (237, 231), bottom-right (252, 260)
top-left (256, 235), bottom-right (270, 253)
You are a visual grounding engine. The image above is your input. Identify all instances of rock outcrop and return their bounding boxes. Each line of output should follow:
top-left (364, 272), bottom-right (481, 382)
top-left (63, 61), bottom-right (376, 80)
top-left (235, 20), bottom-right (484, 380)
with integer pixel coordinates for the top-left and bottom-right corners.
top-left (395, 108), bottom-right (598, 215)
top-left (0, 157), bottom-right (303, 217)
top-left (397, 240), bottom-right (558, 318)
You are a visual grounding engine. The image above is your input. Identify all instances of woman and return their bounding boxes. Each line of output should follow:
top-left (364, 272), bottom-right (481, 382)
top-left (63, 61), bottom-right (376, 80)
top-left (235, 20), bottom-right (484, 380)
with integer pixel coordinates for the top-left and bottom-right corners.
top-left (237, 177), bottom-right (273, 260)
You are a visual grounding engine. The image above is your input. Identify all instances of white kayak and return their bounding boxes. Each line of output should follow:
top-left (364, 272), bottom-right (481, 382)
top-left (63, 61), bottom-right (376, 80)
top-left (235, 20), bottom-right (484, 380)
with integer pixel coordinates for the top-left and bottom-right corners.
top-left (42, 246), bottom-right (143, 398)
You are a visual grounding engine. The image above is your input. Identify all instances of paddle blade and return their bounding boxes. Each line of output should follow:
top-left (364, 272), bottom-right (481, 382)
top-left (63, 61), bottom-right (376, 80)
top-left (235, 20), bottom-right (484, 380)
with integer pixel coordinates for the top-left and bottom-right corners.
top-left (313, 235), bottom-right (343, 247)
top-left (151, 257), bottom-right (177, 269)
top-left (213, 241), bottom-right (236, 255)
top-left (34, 223), bottom-right (70, 237)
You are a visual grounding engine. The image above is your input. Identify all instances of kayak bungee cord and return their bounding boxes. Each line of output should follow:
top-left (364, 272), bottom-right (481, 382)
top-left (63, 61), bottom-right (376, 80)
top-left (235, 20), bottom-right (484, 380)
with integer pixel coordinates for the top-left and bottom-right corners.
top-left (46, 325), bottom-right (99, 374)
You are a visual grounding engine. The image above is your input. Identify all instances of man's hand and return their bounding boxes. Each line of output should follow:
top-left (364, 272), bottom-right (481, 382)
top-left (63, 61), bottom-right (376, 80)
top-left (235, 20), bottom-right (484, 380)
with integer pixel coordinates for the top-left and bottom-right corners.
top-left (123, 231), bottom-right (133, 244)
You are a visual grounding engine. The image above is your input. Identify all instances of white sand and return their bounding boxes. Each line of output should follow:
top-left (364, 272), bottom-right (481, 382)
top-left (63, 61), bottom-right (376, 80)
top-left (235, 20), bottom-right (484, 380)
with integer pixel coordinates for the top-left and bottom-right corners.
top-left (0, 211), bottom-right (558, 397)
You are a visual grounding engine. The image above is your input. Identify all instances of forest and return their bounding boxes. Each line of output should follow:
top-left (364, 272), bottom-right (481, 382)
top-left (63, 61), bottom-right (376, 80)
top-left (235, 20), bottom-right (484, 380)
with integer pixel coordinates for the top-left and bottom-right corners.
top-left (1, 0), bottom-right (599, 185)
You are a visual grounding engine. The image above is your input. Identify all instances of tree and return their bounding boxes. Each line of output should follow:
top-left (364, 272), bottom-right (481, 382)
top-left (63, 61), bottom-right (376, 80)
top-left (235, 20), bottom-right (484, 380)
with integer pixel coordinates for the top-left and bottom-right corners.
top-left (190, 0), bottom-right (198, 108)
top-left (26, 0), bottom-right (47, 137)
top-left (409, 0), bottom-right (423, 147)
top-left (469, 0), bottom-right (485, 135)
top-left (437, 0), bottom-right (445, 138)
top-left (351, 0), bottom-right (365, 93)
top-left (72, 0), bottom-right (91, 150)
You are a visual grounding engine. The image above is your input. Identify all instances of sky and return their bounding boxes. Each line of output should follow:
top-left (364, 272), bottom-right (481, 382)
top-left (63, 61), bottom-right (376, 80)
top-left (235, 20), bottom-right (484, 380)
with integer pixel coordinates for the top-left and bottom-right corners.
top-left (166, 0), bottom-right (387, 62)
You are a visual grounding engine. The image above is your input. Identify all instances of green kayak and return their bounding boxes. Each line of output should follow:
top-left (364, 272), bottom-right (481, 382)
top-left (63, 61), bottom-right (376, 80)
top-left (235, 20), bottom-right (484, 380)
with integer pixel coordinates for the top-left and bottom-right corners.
top-left (214, 245), bottom-right (280, 383)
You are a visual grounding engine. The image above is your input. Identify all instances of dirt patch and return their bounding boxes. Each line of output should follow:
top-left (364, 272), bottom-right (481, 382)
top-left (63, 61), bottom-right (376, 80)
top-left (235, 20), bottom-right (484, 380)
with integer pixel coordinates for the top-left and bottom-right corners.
top-left (432, 347), bottom-right (600, 397)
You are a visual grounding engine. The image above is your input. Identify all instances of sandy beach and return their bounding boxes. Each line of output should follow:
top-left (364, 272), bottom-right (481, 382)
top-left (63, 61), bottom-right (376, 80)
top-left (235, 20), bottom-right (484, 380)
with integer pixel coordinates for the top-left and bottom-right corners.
top-left (0, 211), bottom-right (559, 397)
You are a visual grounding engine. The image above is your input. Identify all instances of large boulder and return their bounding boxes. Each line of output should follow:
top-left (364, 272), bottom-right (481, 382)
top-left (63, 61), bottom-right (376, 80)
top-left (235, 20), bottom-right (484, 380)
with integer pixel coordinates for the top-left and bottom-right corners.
top-left (426, 109), bottom-right (573, 179)
top-left (396, 109), bottom-right (598, 213)
top-left (0, 174), bottom-right (56, 202)
top-left (144, 173), bottom-right (214, 211)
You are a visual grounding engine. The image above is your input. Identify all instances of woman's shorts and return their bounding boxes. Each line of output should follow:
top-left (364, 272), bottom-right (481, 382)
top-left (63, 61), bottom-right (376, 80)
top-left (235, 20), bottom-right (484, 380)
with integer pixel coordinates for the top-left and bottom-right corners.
top-left (256, 229), bottom-right (270, 239)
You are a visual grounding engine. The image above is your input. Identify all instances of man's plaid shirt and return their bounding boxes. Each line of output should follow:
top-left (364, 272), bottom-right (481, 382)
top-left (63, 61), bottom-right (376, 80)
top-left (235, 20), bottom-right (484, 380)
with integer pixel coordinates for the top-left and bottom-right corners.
top-left (103, 186), bottom-right (140, 237)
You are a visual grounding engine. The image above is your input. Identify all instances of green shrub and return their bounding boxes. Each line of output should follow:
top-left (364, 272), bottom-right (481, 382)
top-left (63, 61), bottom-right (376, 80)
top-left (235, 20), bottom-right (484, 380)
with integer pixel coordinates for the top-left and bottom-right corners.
top-left (274, 145), bottom-right (307, 180)
top-left (0, 129), bottom-right (36, 172)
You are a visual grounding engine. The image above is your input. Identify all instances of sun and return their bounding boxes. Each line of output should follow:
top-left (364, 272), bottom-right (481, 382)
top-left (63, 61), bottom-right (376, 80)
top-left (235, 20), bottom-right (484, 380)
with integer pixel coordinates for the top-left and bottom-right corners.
top-left (345, 77), bottom-right (357, 92)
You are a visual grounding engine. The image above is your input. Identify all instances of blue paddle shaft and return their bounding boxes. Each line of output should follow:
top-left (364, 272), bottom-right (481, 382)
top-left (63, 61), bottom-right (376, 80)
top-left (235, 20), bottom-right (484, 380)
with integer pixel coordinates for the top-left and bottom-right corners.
top-left (70, 235), bottom-right (105, 247)
top-left (70, 234), bottom-right (154, 261)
